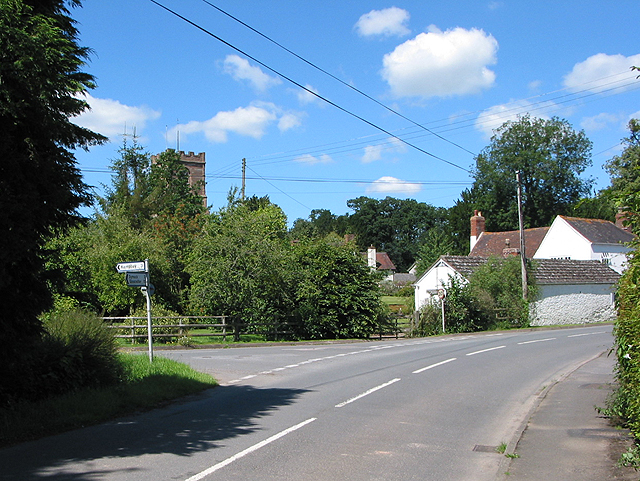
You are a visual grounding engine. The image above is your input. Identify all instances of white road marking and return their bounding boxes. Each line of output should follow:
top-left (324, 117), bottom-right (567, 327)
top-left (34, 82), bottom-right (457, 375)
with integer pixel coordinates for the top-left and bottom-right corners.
top-left (184, 418), bottom-right (317, 481)
top-left (568, 331), bottom-right (606, 338)
top-left (517, 338), bottom-right (556, 345)
top-left (466, 346), bottom-right (506, 356)
top-left (335, 378), bottom-right (401, 408)
top-left (412, 358), bottom-right (457, 374)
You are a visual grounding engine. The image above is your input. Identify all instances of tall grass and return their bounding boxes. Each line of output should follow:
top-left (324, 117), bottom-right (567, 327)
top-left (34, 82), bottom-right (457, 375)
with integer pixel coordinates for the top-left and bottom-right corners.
top-left (0, 353), bottom-right (217, 447)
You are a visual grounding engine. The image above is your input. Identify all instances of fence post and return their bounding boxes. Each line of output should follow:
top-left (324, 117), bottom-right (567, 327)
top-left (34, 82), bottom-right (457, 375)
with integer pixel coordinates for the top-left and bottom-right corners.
top-left (222, 316), bottom-right (227, 342)
top-left (233, 316), bottom-right (240, 342)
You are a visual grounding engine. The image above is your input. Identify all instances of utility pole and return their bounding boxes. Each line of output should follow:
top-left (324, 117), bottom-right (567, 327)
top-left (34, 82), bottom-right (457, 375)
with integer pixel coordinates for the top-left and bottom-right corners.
top-left (241, 158), bottom-right (246, 201)
top-left (516, 171), bottom-right (528, 300)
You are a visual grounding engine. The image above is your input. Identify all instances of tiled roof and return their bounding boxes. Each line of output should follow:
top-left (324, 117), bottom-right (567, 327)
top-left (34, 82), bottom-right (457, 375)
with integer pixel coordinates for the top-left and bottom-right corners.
top-left (532, 258), bottom-right (621, 285)
top-left (439, 256), bottom-right (489, 278)
top-left (438, 255), bottom-right (620, 285)
top-left (560, 216), bottom-right (635, 245)
top-left (470, 227), bottom-right (549, 258)
top-left (376, 252), bottom-right (396, 271)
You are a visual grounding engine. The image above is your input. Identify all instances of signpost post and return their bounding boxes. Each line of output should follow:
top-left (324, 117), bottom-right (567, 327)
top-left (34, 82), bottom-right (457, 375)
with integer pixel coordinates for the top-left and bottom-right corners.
top-left (116, 259), bottom-right (153, 362)
top-left (438, 288), bottom-right (446, 333)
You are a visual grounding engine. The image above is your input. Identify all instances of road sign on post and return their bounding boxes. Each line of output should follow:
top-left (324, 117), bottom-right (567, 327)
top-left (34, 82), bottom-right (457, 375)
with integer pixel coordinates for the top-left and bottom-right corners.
top-left (438, 288), bottom-right (446, 333)
top-left (116, 259), bottom-right (153, 362)
top-left (126, 272), bottom-right (148, 287)
top-left (116, 261), bottom-right (146, 273)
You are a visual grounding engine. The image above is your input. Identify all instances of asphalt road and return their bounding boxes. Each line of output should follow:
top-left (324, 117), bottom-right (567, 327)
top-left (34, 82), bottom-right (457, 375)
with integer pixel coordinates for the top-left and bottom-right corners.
top-left (0, 325), bottom-right (613, 480)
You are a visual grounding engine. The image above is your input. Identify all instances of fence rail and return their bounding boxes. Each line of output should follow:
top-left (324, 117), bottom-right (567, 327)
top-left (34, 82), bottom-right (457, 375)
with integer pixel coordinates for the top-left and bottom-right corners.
top-left (103, 314), bottom-right (413, 343)
top-left (103, 316), bottom-right (299, 342)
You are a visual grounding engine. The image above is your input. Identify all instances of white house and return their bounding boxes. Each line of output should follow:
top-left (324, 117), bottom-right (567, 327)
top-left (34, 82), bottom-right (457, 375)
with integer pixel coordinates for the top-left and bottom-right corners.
top-left (530, 258), bottom-right (620, 325)
top-left (413, 255), bottom-right (620, 326)
top-left (414, 256), bottom-right (486, 310)
top-left (534, 215), bottom-right (634, 273)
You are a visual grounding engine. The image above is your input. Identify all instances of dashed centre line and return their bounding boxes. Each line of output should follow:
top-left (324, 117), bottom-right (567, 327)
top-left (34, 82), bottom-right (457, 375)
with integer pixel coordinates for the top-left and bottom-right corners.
top-left (184, 418), bottom-right (317, 481)
top-left (413, 358), bottom-right (457, 374)
top-left (335, 378), bottom-right (401, 408)
top-left (518, 338), bottom-right (556, 345)
top-left (568, 331), bottom-right (606, 338)
top-left (466, 345), bottom-right (506, 356)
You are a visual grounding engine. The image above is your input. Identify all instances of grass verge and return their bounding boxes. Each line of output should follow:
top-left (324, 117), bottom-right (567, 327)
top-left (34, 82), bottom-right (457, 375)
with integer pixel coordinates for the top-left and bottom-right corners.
top-left (0, 353), bottom-right (217, 448)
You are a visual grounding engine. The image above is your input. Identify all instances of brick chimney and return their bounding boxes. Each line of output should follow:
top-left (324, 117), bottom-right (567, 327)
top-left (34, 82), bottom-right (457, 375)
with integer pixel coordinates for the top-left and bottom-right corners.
top-left (502, 238), bottom-right (519, 257)
top-left (470, 210), bottom-right (485, 252)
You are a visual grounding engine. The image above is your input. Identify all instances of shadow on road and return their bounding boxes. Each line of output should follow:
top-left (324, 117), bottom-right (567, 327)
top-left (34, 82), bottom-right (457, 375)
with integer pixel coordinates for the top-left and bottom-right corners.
top-left (0, 383), bottom-right (310, 480)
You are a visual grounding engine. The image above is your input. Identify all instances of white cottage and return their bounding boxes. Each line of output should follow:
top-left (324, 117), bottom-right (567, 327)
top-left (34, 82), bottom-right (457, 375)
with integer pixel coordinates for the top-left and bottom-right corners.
top-left (534, 215), bottom-right (634, 273)
top-left (414, 255), bottom-right (620, 326)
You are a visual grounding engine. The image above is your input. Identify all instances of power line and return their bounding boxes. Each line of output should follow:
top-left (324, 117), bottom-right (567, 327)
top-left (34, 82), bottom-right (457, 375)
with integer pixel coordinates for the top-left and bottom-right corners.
top-left (199, 0), bottom-right (476, 157)
top-left (245, 165), bottom-right (313, 210)
top-left (148, 0), bottom-right (471, 173)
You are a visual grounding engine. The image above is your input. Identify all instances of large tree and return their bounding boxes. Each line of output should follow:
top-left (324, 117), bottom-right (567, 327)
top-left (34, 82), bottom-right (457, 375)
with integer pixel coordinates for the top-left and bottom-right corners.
top-left (0, 0), bottom-right (105, 352)
top-left (292, 235), bottom-right (383, 339)
top-left (187, 201), bottom-right (294, 327)
top-left (471, 115), bottom-right (593, 231)
top-left (346, 196), bottom-right (447, 271)
top-left (605, 118), bottom-right (640, 232)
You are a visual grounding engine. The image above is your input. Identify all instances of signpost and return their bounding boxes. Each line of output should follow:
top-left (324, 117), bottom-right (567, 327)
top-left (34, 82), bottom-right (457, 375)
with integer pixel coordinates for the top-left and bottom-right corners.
top-left (126, 272), bottom-right (148, 287)
top-left (116, 259), bottom-right (153, 362)
top-left (438, 288), bottom-right (446, 333)
top-left (116, 261), bottom-right (146, 273)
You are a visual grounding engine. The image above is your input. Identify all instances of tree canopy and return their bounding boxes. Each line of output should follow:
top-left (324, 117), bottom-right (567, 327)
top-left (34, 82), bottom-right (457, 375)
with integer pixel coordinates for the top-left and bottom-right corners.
top-left (0, 0), bottom-right (105, 351)
top-left (605, 118), bottom-right (640, 232)
top-left (471, 115), bottom-right (593, 231)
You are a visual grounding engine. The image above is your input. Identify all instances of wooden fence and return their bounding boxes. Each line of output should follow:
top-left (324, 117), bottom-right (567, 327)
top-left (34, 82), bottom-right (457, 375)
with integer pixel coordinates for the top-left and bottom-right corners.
top-left (103, 314), bottom-right (413, 343)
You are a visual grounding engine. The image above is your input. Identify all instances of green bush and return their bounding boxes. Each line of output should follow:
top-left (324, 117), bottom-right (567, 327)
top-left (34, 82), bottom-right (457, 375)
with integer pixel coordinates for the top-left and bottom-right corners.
top-left (609, 248), bottom-right (640, 466)
top-left (413, 302), bottom-right (443, 337)
top-left (468, 256), bottom-right (534, 329)
top-left (3, 309), bottom-right (123, 406)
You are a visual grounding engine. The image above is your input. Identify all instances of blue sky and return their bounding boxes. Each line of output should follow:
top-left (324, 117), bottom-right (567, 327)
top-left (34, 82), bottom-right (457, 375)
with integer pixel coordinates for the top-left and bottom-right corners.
top-left (72, 1), bottom-right (640, 224)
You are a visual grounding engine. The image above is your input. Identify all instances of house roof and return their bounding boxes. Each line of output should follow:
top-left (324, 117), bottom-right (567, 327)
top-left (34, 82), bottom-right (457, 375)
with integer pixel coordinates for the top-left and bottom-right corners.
top-left (438, 256), bottom-right (489, 278)
top-left (435, 255), bottom-right (620, 285)
top-left (532, 258), bottom-right (621, 285)
top-left (559, 216), bottom-right (635, 245)
top-left (470, 227), bottom-right (549, 258)
top-left (376, 252), bottom-right (396, 271)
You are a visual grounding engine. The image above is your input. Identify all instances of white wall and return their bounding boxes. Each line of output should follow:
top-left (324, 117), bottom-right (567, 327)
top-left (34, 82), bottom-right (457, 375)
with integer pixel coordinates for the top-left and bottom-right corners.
top-left (534, 217), bottom-right (592, 260)
top-left (530, 283), bottom-right (616, 326)
top-left (534, 216), bottom-right (630, 273)
top-left (414, 263), bottom-right (462, 311)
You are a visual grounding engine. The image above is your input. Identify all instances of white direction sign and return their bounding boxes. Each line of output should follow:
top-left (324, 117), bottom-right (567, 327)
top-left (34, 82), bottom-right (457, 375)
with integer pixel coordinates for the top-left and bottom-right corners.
top-left (116, 261), bottom-right (146, 273)
top-left (126, 272), bottom-right (148, 287)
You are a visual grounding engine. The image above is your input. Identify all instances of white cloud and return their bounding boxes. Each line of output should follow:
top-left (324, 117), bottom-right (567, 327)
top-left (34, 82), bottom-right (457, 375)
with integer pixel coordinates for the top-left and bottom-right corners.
top-left (563, 53), bottom-right (640, 93)
top-left (361, 137), bottom-right (406, 163)
top-left (381, 26), bottom-right (498, 98)
top-left (528, 80), bottom-right (543, 91)
top-left (294, 154), bottom-right (333, 165)
top-left (223, 55), bottom-right (281, 92)
top-left (475, 100), bottom-right (555, 138)
top-left (168, 103), bottom-right (279, 143)
top-left (366, 176), bottom-right (421, 194)
top-left (278, 112), bottom-right (303, 132)
top-left (580, 112), bottom-right (621, 131)
top-left (72, 93), bottom-right (161, 139)
top-left (355, 7), bottom-right (410, 37)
